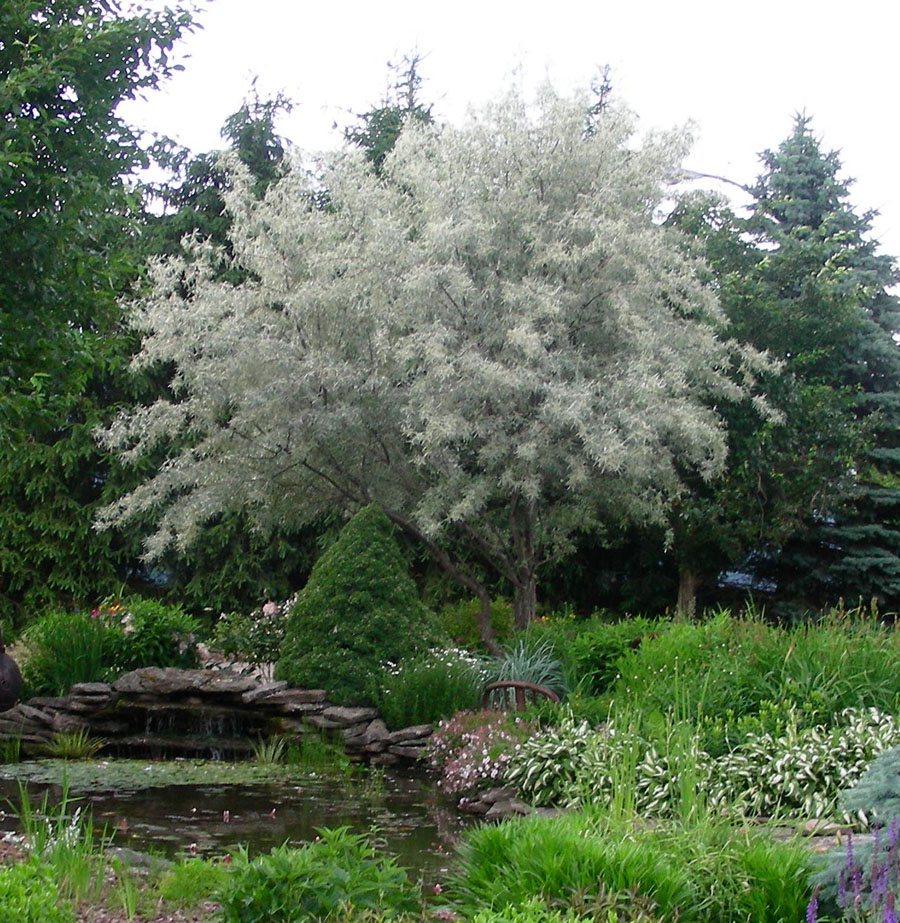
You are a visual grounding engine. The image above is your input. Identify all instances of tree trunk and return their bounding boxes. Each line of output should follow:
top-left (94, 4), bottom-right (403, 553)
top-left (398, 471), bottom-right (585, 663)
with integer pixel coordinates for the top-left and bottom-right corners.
top-left (513, 574), bottom-right (537, 632)
top-left (676, 565), bottom-right (700, 619)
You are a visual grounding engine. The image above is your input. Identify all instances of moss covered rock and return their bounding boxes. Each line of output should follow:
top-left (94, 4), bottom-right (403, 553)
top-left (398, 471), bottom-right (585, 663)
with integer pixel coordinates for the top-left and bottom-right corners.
top-left (275, 507), bottom-right (433, 704)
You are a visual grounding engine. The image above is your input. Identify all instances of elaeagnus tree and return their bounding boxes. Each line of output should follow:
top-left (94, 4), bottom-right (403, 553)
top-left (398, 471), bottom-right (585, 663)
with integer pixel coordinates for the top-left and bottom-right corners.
top-left (98, 85), bottom-right (771, 643)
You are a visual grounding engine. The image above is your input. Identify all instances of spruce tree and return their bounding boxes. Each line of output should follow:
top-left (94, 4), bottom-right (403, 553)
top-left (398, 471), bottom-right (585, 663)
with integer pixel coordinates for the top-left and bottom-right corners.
top-left (751, 117), bottom-right (900, 610)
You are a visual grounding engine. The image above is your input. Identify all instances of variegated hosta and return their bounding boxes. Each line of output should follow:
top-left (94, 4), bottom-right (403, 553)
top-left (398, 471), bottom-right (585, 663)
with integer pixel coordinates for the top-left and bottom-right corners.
top-left (507, 707), bottom-right (900, 822)
top-left (708, 707), bottom-right (900, 821)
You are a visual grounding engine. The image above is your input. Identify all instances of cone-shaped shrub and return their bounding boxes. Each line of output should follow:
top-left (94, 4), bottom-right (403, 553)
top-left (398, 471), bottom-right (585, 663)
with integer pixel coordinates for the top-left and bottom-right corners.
top-left (275, 507), bottom-right (432, 704)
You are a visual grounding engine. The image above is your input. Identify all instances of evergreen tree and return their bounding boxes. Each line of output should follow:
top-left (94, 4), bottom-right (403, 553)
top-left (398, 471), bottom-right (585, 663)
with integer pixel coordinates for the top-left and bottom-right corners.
top-left (343, 54), bottom-right (433, 173)
top-left (0, 0), bottom-right (192, 623)
top-left (752, 118), bottom-right (900, 610)
top-left (661, 173), bottom-right (865, 614)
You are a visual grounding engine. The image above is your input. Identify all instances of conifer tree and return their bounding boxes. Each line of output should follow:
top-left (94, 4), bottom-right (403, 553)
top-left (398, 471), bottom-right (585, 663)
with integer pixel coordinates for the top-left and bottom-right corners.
top-left (0, 0), bottom-right (192, 623)
top-left (752, 118), bottom-right (900, 609)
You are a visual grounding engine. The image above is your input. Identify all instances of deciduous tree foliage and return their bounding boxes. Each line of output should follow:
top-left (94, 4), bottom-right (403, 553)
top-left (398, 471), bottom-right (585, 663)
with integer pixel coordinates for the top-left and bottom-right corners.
top-left (99, 86), bottom-right (767, 634)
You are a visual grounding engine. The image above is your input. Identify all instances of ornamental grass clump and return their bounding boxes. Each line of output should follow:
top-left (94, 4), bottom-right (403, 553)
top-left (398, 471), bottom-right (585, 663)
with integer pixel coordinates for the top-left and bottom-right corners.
top-left (448, 810), bottom-right (815, 923)
top-left (276, 507), bottom-right (436, 705)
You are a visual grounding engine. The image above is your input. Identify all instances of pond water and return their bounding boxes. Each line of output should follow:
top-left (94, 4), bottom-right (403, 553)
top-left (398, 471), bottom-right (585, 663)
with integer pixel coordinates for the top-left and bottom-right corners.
top-left (0, 763), bottom-right (474, 884)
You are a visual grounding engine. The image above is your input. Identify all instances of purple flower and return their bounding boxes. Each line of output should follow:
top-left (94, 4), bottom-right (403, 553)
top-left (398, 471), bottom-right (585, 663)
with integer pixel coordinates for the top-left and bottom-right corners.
top-left (806, 886), bottom-right (819, 923)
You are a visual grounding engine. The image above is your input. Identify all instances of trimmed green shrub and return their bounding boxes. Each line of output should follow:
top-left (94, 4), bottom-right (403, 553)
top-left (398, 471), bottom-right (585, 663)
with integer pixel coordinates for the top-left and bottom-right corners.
top-left (216, 827), bottom-right (418, 922)
top-left (376, 649), bottom-right (485, 729)
top-left (276, 507), bottom-right (435, 705)
top-left (0, 862), bottom-right (74, 923)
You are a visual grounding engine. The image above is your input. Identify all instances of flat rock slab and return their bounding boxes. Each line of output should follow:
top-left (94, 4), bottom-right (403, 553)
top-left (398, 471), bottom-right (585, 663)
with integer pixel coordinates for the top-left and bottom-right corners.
top-left (259, 689), bottom-right (327, 707)
top-left (322, 706), bottom-right (379, 726)
top-left (387, 724), bottom-right (433, 744)
top-left (113, 668), bottom-right (259, 698)
top-left (70, 683), bottom-right (113, 696)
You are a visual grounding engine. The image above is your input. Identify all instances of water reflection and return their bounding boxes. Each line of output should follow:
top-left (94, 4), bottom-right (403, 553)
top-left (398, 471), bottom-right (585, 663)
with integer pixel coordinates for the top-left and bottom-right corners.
top-left (0, 767), bottom-right (473, 881)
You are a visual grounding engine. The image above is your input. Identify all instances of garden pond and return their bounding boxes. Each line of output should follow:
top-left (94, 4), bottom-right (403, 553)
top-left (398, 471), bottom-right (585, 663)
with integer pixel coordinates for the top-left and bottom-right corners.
top-left (0, 758), bottom-right (473, 882)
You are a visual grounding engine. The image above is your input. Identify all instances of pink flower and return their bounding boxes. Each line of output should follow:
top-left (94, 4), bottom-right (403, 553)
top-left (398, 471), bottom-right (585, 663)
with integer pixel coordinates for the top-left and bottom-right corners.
top-left (262, 601), bottom-right (280, 617)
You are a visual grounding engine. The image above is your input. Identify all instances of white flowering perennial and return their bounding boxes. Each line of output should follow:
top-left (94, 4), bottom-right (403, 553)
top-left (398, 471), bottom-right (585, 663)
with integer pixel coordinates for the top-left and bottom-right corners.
top-left (97, 85), bottom-right (771, 622)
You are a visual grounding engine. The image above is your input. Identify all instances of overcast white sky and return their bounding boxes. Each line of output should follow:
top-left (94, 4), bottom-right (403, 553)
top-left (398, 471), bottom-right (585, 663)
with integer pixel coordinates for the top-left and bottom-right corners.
top-left (123, 0), bottom-right (900, 258)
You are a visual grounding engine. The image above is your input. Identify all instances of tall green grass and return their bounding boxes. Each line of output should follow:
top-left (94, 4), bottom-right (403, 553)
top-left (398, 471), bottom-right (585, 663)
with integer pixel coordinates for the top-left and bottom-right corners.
top-left (604, 604), bottom-right (900, 729)
top-left (376, 650), bottom-right (484, 729)
top-left (448, 810), bottom-right (815, 923)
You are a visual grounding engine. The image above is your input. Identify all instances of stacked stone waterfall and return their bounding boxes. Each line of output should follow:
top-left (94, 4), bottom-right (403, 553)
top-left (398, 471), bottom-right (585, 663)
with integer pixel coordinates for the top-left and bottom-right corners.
top-left (0, 667), bottom-right (434, 763)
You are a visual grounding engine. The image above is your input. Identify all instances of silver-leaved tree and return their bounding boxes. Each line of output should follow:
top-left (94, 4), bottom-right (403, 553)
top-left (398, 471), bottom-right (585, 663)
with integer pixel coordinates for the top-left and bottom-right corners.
top-left (98, 85), bottom-right (769, 644)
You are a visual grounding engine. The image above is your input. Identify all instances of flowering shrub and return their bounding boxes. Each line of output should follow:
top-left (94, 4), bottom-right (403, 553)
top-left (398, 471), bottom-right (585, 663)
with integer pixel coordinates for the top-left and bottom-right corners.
top-left (428, 709), bottom-right (535, 796)
top-left (100, 597), bottom-right (201, 673)
top-left (213, 595), bottom-right (295, 667)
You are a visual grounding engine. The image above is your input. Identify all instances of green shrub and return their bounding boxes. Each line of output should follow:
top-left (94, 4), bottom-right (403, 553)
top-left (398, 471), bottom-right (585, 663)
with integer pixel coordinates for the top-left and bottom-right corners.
top-left (840, 744), bottom-right (900, 826)
top-left (21, 597), bottom-right (201, 696)
top-left (276, 507), bottom-right (435, 705)
top-left (376, 649), bottom-right (485, 729)
top-left (0, 862), bottom-right (74, 923)
top-left (212, 596), bottom-right (293, 666)
top-left (530, 614), bottom-right (660, 696)
top-left (439, 596), bottom-right (514, 650)
top-left (448, 811), bottom-right (815, 923)
top-left (216, 827), bottom-right (418, 922)
top-left (21, 609), bottom-right (117, 696)
top-left (104, 597), bottom-right (201, 672)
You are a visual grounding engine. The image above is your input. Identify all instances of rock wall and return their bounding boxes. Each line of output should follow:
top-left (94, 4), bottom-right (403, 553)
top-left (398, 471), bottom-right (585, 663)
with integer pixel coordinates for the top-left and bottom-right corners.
top-left (0, 667), bottom-right (433, 764)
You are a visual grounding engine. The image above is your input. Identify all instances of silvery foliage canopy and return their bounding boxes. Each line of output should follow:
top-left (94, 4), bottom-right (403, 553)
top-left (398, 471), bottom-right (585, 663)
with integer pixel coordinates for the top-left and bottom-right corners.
top-left (98, 85), bottom-right (769, 588)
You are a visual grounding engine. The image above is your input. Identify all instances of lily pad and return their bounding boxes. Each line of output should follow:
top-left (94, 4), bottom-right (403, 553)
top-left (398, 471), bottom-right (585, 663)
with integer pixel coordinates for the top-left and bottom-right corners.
top-left (0, 758), bottom-right (339, 793)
